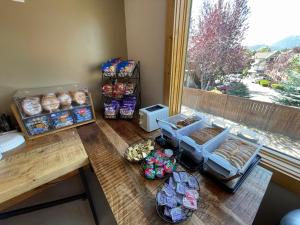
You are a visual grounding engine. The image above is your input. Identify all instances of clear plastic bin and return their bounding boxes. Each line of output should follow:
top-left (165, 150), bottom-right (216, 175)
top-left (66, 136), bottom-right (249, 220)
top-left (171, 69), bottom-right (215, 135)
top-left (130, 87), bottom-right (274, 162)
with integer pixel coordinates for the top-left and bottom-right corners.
top-left (178, 123), bottom-right (231, 165)
top-left (157, 113), bottom-right (206, 147)
top-left (203, 130), bottom-right (263, 188)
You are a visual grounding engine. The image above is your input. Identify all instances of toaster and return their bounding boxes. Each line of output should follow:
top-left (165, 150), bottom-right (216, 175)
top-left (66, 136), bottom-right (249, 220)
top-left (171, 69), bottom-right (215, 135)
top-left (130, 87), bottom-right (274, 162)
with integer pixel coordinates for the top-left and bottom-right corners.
top-left (139, 104), bottom-right (169, 132)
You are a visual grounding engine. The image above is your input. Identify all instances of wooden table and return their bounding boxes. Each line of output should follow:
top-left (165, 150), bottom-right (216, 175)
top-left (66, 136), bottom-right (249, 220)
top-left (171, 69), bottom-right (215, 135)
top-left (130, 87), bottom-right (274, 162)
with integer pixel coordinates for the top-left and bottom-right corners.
top-left (0, 129), bottom-right (89, 211)
top-left (77, 117), bottom-right (272, 225)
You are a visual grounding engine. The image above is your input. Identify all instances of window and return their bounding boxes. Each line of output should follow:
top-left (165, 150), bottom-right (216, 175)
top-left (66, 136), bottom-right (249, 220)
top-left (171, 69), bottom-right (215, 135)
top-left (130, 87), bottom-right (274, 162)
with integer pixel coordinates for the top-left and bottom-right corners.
top-left (182, 0), bottom-right (300, 161)
top-left (164, 0), bottom-right (300, 194)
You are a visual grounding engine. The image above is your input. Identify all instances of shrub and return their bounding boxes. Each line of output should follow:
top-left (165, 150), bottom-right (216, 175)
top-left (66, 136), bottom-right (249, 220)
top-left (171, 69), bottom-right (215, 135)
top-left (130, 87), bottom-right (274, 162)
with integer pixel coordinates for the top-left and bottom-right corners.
top-left (271, 83), bottom-right (283, 90)
top-left (259, 79), bottom-right (270, 87)
top-left (226, 82), bottom-right (250, 98)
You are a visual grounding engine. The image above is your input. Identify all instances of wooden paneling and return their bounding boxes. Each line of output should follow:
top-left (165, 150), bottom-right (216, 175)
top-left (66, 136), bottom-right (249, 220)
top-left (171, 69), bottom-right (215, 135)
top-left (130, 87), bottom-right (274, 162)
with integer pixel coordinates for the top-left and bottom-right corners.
top-left (182, 87), bottom-right (300, 138)
top-left (0, 129), bottom-right (89, 205)
top-left (77, 117), bottom-right (272, 225)
top-left (165, 0), bottom-right (192, 115)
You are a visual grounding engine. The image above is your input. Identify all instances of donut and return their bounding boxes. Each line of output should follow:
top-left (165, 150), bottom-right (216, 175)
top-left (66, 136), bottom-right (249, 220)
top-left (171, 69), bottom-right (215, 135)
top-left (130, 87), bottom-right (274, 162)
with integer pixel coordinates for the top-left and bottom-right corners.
top-left (21, 97), bottom-right (42, 116)
top-left (41, 93), bottom-right (60, 112)
top-left (57, 92), bottom-right (72, 107)
top-left (72, 91), bottom-right (86, 105)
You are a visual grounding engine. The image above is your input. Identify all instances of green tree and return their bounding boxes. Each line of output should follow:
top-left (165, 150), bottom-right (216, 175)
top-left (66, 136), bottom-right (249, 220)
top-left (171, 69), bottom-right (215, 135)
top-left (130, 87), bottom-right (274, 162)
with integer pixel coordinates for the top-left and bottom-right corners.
top-left (273, 55), bottom-right (300, 107)
top-left (258, 47), bottom-right (271, 52)
top-left (276, 71), bottom-right (300, 107)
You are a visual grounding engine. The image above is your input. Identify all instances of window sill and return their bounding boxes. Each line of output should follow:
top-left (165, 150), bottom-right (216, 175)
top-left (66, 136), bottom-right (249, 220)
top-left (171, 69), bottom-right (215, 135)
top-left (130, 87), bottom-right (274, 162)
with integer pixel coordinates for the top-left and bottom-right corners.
top-left (260, 146), bottom-right (300, 195)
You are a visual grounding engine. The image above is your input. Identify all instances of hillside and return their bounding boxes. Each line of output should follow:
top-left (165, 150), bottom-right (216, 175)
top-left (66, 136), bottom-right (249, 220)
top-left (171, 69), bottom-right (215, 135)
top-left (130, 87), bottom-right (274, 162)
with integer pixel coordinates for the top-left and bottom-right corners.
top-left (248, 35), bottom-right (300, 51)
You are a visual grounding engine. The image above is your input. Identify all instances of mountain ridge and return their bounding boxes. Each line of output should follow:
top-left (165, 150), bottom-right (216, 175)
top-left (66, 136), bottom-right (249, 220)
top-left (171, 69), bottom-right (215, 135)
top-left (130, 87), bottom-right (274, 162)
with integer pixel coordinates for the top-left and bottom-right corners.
top-left (248, 35), bottom-right (300, 51)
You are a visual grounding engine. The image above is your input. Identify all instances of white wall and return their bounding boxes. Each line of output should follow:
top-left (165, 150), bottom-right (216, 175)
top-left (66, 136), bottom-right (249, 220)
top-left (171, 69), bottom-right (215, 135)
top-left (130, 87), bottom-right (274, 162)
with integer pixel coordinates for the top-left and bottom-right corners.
top-left (124, 0), bottom-right (167, 107)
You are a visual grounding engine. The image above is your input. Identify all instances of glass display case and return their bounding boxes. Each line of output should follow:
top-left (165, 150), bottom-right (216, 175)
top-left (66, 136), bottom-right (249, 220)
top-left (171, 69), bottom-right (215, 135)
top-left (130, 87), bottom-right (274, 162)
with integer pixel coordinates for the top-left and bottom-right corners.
top-left (11, 84), bottom-right (96, 139)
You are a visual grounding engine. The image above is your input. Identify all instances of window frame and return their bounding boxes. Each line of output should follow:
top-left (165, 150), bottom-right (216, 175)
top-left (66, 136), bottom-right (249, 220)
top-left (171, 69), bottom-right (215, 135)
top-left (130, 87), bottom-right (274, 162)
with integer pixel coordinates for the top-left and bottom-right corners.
top-left (163, 0), bottom-right (300, 195)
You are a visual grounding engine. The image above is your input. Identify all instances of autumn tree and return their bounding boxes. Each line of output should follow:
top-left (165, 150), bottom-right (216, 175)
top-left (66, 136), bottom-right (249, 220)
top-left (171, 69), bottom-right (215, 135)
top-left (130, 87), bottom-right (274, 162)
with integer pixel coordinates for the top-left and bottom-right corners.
top-left (186, 0), bottom-right (251, 90)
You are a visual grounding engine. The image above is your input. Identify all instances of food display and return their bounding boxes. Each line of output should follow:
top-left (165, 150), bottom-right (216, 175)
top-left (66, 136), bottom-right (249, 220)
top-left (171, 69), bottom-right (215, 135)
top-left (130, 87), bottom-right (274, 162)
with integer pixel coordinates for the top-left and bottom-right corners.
top-left (142, 149), bottom-right (176, 179)
top-left (176, 116), bottom-right (199, 129)
top-left (213, 138), bottom-right (257, 170)
top-left (12, 85), bottom-right (95, 139)
top-left (156, 171), bottom-right (200, 223)
top-left (188, 127), bottom-right (224, 145)
top-left (41, 93), bottom-right (60, 112)
top-left (21, 97), bottom-right (42, 116)
top-left (101, 58), bottom-right (140, 120)
top-left (124, 139), bottom-right (154, 162)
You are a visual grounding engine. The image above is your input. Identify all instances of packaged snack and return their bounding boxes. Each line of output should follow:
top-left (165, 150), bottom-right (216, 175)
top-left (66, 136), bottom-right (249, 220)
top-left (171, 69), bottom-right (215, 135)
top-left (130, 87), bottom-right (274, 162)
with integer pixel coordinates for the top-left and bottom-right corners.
top-left (164, 160), bottom-right (176, 173)
top-left (188, 176), bottom-right (199, 190)
top-left (124, 82), bottom-right (135, 95)
top-left (41, 94), bottom-right (60, 112)
top-left (157, 192), bottom-right (167, 206)
top-left (101, 58), bottom-right (121, 77)
top-left (156, 167), bottom-right (166, 178)
top-left (25, 116), bottom-right (50, 136)
top-left (163, 183), bottom-right (176, 197)
top-left (183, 196), bottom-right (197, 210)
top-left (166, 197), bottom-right (177, 208)
top-left (50, 111), bottom-right (73, 129)
top-left (170, 207), bottom-right (186, 222)
top-left (102, 84), bottom-right (113, 97)
top-left (119, 96), bottom-right (136, 118)
top-left (179, 172), bottom-right (189, 183)
top-left (164, 207), bottom-right (171, 217)
top-left (104, 100), bottom-right (120, 118)
top-left (117, 60), bottom-right (136, 77)
top-left (73, 107), bottom-right (93, 123)
top-left (144, 168), bottom-right (156, 179)
top-left (57, 92), bottom-right (72, 108)
top-left (185, 189), bottom-right (199, 200)
top-left (168, 177), bottom-right (176, 190)
top-left (176, 183), bottom-right (186, 195)
top-left (21, 97), bottom-right (42, 116)
top-left (125, 139), bottom-right (154, 162)
top-left (173, 172), bottom-right (181, 183)
top-left (113, 83), bottom-right (125, 98)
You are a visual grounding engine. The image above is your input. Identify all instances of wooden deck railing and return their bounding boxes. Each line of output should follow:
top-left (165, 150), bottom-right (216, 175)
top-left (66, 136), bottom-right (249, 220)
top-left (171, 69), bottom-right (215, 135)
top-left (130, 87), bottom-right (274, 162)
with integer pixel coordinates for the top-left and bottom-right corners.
top-left (182, 87), bottom-right (300, 139)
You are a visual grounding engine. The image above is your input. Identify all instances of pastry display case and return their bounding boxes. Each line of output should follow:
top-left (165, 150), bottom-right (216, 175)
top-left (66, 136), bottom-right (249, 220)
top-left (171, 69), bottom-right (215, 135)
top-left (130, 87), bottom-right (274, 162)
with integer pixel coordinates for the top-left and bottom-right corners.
top-left (11, 84), bottom-right (96, 139)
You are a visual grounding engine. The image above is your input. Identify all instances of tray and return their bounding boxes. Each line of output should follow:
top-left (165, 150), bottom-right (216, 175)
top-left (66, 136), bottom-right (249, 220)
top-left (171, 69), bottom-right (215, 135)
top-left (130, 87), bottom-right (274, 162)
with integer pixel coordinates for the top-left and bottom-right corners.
top-left (200, 154), bottom-right (261, 193)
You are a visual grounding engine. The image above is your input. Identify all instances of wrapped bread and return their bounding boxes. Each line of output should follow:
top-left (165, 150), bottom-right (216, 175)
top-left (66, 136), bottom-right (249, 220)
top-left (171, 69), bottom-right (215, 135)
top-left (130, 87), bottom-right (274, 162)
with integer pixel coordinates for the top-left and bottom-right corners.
top-left (71, 91), bottom-right (87, 105)
top-left (214, 138), bottom-right (257, 170)
top-left (57, 92), bottom-right (72, 107)
top-left (189, 127), bottom-right (224, 145)
top-left (41, 93), bottom-right (60, 112)
top-left (21, 97), bottom-right (42, 116)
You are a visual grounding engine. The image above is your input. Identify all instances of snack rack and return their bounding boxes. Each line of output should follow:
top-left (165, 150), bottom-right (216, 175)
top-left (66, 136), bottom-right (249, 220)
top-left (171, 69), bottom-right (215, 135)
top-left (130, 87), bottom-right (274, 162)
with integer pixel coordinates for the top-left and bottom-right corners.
top-left (11, 84), bottom-right (96, 140)
top-left (101, 61), bottom-right (141, 119)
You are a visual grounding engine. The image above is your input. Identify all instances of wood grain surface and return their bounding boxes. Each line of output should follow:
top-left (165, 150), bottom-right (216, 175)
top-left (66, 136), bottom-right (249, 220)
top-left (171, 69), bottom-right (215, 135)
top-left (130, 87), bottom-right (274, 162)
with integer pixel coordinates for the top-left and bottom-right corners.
top-left (77, 117), bottom-right (272, 225)
top-left (0, 129), bottom-right (89, 206)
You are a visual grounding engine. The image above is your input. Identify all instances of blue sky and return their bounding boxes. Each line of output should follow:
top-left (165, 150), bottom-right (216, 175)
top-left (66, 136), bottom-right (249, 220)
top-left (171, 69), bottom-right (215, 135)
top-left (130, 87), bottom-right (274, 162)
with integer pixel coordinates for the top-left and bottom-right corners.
top-left (191, 0), bottom-right (300, 46)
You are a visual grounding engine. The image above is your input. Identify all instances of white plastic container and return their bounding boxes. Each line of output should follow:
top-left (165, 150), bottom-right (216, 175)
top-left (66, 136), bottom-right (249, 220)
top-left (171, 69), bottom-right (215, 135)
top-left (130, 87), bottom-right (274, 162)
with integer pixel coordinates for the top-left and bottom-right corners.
top-left (203, 132), bottom-right (263, 187)
top-left (157, 113), bottom-right (206, 147)
top-left (178, 123), bottom-right (231, 164)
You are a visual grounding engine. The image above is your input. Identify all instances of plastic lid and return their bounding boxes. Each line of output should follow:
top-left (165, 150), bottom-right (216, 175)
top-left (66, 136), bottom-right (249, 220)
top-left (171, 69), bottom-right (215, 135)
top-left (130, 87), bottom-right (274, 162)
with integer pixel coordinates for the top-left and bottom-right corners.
top-left (0, 132), bottom-right (25, 153)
